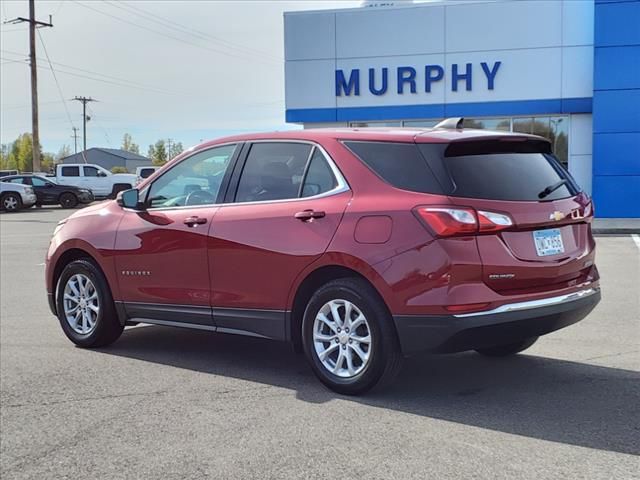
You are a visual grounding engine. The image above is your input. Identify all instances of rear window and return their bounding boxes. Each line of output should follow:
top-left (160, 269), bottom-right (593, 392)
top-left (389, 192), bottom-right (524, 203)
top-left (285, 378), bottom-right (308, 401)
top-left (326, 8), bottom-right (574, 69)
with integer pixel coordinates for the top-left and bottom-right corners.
top-left (442, 152), bottom-right (573, 201)
top-left (344, 141), bottom-right (443, 194)
top-left (61, 166), bottom-right (80, 177)
top-left (345, 139), bottom-right (577, 201)
top-left (140, 168), bottom-right (156, 179)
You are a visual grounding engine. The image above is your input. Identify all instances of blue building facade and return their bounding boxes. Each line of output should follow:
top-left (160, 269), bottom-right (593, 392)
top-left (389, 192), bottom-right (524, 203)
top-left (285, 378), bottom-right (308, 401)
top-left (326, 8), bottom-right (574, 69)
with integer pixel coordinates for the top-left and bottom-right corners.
top-left (592, 0), bottom-right (640, 217)
top-left (284, 0), bottom-right (640, 217)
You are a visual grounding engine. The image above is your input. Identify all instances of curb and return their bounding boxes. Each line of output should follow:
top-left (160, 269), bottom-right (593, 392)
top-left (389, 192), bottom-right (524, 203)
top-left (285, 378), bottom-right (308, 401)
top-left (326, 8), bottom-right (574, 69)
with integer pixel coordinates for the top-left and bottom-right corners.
top-left (593, 229), bottom-right (640, 235)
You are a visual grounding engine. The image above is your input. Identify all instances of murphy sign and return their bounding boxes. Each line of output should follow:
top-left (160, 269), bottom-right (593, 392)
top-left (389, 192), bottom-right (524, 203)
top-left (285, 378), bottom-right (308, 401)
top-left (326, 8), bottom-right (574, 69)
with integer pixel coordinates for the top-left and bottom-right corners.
top-left (335, 61), bottom-right (502, 97)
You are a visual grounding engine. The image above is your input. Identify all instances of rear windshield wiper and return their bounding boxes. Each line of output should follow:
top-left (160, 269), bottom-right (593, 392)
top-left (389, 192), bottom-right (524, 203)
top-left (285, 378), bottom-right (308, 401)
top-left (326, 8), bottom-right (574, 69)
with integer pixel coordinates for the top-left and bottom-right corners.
top-left (538, 179), bottom-right (568, 199)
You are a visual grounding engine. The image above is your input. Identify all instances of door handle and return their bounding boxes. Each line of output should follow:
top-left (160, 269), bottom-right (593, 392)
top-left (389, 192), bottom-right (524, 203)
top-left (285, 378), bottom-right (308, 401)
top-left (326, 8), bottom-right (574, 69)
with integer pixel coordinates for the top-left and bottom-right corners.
top-left (294, 209), bottom-right (326, 221)
top-left (184, 216), bottom-right (207, 227)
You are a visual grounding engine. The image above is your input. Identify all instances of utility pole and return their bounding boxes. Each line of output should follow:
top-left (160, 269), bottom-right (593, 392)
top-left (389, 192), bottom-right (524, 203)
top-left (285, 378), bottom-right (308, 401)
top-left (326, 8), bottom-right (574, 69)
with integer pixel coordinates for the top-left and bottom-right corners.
top-left (71, 127), bottom-right (80, 154)
top-left (72, 96), bottom-right (96, 152)
top-left (4, 1), bottom-right (53, 172)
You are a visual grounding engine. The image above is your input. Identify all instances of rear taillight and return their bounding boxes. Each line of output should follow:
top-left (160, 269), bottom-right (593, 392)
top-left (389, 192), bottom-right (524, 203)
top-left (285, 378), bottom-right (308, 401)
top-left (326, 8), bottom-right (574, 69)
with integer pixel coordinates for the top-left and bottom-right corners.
top-left (414, 206), bottom-right (513, 237)
top-left (476, 210), bottom-right (513, 232)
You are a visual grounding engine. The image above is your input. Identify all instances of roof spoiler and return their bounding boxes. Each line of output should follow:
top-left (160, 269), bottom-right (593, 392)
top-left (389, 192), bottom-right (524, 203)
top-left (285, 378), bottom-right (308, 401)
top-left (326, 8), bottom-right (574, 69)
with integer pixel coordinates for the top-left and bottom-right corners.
top-left (434, 117), bottom-right (464, 130)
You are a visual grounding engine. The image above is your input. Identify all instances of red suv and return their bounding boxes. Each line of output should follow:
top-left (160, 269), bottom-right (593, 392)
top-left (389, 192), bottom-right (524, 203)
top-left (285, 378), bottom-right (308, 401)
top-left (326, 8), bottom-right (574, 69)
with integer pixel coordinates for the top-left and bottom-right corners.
top-left (46, 122), bottom-right (600, 394)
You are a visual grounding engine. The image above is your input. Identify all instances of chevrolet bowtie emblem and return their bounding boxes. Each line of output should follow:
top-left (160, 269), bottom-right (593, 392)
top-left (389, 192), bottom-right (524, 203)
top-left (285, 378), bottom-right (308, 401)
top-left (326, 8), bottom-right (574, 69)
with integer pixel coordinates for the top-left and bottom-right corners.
top-left (549, 211), bottom-right (564, 221)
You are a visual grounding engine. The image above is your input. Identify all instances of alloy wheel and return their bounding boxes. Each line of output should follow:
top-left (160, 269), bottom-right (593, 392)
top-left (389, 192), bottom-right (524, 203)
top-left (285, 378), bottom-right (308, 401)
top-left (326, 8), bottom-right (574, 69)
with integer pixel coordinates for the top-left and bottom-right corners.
top-left (3, 196), bottom-right (18, 210)
top-left (312, 299), bottom-right (372, 378)
top-left (63, 273), bottom-right (99, 335)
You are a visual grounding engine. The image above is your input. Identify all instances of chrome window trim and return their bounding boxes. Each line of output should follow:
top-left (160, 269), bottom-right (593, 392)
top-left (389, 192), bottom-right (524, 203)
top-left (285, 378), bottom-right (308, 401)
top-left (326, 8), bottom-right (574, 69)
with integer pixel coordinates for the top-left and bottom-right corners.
top-left (144, 139), bottom-right (350, 212)
top-left (453, 287), bottom-right (600, 318)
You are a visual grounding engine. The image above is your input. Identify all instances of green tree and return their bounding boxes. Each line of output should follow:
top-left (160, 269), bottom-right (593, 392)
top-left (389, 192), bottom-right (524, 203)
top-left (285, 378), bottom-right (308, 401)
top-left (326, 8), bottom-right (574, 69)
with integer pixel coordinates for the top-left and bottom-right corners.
top-left (111, 166), bottom-right (129, 173)
top-left (167, 140), bottom-right (184, 160)
top-left (122, 133), bottom-right (140, 155)
top-left (148, 139), bottom-right (167, 165)
top-left (41, 153), bottom-right (56, 173)
top-left (11, 133), bottom-right (35, 172)
top-left (56, 144), bottom-right (72, 162)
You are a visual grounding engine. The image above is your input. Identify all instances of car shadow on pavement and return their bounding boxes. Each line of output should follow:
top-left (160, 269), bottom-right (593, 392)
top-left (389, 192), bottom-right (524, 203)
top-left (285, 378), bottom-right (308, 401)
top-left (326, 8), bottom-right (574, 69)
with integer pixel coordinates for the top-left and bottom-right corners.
top-left (100, 325), bottom-right (639, 456)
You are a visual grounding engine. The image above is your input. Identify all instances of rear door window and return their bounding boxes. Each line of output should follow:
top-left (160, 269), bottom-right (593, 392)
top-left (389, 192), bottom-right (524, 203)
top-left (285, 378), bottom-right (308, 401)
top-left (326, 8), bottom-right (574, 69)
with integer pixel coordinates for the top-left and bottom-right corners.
top-left (235, 143), bottom-right (311, 202)
top-left (344, 141), bottom-right (444, 194)
top-left (61, 166), bottom-right (80, 177)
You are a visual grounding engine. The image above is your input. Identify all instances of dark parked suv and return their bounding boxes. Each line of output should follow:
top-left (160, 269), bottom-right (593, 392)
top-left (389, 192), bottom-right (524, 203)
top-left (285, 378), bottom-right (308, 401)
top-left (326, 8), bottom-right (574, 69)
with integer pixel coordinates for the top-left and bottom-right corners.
top-left (2, 175), bottom-right (94, 208)
top-left (45, 120), bottom-right (600, 394)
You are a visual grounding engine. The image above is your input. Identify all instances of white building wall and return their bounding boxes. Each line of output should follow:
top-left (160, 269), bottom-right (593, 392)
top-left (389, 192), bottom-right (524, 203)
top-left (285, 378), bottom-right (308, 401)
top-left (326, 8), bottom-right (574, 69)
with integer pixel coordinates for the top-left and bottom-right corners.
top-left (284, 0), bottom-right (595, 111)
top-left (569, 114), bottom-right (594, 194)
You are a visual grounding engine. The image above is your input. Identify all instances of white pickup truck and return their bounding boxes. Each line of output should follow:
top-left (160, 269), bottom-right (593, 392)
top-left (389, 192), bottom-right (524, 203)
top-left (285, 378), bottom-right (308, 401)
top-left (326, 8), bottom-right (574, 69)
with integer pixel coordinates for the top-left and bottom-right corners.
top-left (52, 164), bottom-right (137, 198)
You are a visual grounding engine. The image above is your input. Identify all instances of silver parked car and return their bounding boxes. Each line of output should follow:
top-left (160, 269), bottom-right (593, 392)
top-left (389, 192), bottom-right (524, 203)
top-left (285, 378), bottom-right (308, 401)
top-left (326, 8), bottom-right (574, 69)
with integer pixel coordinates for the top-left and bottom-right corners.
top-left (0, 181), bottom-right (37, 212)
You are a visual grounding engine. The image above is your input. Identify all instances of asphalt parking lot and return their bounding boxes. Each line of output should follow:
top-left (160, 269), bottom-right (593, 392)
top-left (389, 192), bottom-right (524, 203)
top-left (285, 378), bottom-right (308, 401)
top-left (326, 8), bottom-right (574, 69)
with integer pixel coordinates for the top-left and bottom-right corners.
top-left (1, 206), bottom-right (638, 479)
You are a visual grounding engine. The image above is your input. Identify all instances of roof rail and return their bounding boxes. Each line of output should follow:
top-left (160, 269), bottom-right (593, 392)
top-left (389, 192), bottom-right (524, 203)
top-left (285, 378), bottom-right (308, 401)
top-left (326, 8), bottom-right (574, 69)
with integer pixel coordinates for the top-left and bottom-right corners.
top-left (434, 117), bottom-right (464, 130)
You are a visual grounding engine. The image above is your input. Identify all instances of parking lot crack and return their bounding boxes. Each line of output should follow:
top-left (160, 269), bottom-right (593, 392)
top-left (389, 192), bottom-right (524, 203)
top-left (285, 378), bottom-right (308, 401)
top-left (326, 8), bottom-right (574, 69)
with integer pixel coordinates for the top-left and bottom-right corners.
top-left (2, 389), bottom-right (168, 408)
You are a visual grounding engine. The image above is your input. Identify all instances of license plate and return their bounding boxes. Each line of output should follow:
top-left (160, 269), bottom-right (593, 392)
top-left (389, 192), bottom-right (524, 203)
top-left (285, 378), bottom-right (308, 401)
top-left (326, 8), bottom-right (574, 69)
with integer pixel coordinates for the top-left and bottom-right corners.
top-left (533, 228), bottom-right (564, 256)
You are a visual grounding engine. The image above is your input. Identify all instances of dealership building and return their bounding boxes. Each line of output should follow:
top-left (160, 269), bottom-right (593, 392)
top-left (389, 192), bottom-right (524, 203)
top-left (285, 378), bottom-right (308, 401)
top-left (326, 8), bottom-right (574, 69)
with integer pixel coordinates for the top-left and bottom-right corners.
top-left (284, 0), bottom-right (639, 217)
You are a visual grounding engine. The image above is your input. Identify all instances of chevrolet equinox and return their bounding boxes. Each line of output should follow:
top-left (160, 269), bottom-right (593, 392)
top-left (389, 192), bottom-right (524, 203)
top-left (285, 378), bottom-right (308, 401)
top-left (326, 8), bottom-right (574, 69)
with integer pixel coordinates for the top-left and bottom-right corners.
top-left (46, 120), bottom-right (601, 394)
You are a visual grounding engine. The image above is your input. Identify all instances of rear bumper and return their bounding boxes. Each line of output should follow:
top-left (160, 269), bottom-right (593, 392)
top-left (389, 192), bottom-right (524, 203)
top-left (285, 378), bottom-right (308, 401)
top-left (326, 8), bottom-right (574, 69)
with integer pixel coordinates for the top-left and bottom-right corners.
top-left (393, 287), bottom-right (601, 356)
top-left (21, 192), bottom-right (37, 206)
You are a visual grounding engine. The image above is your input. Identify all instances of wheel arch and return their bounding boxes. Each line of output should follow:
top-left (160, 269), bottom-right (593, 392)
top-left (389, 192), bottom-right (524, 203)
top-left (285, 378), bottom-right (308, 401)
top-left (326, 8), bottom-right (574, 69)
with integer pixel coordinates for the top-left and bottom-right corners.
top-left (52, 248), bottom-right (101, 297)
top-left (288, 262), bottom-right (393, 349)
top-left (58, 190), bottom-right (77, 200)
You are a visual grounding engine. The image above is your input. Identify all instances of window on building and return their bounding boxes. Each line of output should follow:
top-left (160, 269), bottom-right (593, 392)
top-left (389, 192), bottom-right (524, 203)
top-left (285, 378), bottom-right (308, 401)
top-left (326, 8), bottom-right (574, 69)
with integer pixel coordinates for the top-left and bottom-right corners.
top-left (350, 121), bottom-right (402, 127)
top-left (403, 120), bottom-right (440, 128)
top-left (463, 118), bottom-right (510, 131)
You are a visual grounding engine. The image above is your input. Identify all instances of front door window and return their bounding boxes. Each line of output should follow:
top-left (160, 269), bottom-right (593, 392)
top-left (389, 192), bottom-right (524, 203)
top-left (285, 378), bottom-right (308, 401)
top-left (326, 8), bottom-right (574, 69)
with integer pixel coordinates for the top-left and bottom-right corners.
top-left (146, 144), bottom-right (236, 208)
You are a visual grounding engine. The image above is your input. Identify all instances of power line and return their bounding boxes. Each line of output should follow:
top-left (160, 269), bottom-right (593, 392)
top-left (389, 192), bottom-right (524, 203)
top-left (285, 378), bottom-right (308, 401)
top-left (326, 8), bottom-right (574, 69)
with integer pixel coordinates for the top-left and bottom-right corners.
top-left (1, 49), bottom-right (193, 96)
top-left (72, 96), bottom-right (96, 152)
top-left (71, 1), bottom-right (280, 68)
top-left (86, 104), bottom-right (112, 147)
top-left (107, 0), bottom-right (282, 62)
top-left (36, 30), bottom-right (76, 131)
top-left (1, 56), bottom-right (284, 112)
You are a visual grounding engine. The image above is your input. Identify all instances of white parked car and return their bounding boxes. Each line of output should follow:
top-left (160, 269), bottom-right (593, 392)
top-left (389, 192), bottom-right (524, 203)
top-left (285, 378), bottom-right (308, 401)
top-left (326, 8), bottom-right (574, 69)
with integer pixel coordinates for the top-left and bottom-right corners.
top-left (135, 166), bottom-right (160, 185)
top-left (0, 181), bottom-right (37, 212)
top-left (52, 164), bottom-right (137, 198)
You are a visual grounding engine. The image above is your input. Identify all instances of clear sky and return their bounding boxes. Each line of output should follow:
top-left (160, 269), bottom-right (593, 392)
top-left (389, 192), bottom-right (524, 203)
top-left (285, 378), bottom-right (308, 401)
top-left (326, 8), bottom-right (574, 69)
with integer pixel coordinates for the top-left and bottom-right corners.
top-left (1, 0), bottom-right (360, 156)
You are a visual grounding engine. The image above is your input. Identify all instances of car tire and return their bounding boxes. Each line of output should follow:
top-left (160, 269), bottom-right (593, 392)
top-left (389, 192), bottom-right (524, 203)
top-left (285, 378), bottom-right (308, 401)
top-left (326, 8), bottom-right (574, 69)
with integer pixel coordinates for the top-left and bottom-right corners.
top-left (302, 277), bottom-right (403, 395)
top-left (475, 336), bottom-right (539, 357)
top-left (59, 192), bottom-right (78, 209)
top-left (110, 183), bottom-right (132, 199)
top-left (1, 193), bottom-right (22, 212)
top-left (56, 259), bottom-right (124, 348)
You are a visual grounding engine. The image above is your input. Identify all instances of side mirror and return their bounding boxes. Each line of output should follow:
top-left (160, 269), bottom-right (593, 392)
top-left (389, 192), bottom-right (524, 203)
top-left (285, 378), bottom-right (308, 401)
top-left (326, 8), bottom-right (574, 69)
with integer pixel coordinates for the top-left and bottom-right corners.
top-left (44, 183), bottom-right (53, 188)
top-left (97, 171), bottom-right (107, 177)
top-left (117, 189), bottom-right (144, 210)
